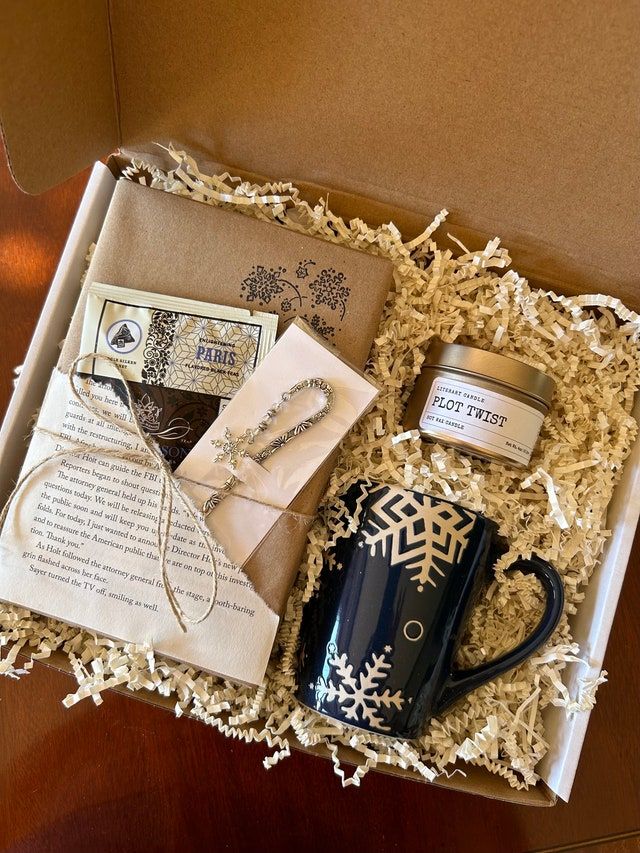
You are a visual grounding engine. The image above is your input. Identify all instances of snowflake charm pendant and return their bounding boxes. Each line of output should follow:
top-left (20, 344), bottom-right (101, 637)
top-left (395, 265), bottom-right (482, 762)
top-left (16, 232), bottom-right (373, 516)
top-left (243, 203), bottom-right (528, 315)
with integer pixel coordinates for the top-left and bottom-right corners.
top-left (211, 427), bottom-right (248, 469)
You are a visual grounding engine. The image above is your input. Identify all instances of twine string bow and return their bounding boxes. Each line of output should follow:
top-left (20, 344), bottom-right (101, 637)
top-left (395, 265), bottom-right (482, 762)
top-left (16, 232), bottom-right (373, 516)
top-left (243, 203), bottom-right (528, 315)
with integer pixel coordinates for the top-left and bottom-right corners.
top-left (0, 354), bottom-right (218, 633)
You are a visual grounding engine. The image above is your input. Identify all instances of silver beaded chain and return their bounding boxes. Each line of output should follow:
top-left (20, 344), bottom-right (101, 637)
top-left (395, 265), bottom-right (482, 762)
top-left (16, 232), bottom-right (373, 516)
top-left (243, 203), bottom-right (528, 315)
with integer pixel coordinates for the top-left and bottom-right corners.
top-left (202, 377), bottom-right (334, 515)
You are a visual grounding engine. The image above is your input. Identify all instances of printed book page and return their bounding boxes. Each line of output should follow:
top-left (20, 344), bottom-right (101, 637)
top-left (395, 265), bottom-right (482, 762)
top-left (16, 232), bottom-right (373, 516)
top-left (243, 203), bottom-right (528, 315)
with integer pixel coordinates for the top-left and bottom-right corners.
top-left (0, 369), bottom-right (279, 686)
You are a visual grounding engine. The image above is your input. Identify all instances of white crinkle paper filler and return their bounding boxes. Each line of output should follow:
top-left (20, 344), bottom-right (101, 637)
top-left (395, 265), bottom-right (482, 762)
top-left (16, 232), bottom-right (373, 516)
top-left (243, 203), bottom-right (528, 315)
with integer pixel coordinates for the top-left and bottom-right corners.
top-left (1, 147), bottom-right (639, 791)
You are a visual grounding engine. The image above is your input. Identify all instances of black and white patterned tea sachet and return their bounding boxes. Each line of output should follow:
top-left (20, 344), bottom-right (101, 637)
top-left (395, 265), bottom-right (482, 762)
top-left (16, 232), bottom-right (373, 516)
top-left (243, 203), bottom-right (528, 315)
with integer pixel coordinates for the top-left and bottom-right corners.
top-left (78, 282), bottom-right (278, 468)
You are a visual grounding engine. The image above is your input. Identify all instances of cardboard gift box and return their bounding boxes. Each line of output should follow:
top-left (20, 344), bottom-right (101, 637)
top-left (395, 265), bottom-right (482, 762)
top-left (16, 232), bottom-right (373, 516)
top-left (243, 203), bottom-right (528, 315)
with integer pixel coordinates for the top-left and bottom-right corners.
top-left (1, 0), bottom-right (639, 805)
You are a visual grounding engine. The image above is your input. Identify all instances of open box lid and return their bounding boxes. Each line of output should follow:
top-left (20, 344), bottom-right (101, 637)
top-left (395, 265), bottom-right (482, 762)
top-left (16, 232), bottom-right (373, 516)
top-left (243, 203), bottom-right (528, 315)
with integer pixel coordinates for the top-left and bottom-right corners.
top-left (1, 1), bottom-right (638, 306)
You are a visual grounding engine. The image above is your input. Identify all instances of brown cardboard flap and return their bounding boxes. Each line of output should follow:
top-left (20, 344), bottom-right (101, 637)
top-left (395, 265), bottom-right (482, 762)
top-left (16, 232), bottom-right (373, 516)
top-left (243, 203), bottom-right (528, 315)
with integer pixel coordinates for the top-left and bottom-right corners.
top-left (1, 1), bottom-right (639, 303)
top-left (0, 0), bottom-right (118, 194)
top-left (112, 0), bottom-right (639, 305)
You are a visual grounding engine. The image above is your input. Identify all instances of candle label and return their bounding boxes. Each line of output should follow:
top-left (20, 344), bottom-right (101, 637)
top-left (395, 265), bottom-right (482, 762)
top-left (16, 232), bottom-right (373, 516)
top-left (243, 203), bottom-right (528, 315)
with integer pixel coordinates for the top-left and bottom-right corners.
top-left (419, 377), bottom-right (544, 465)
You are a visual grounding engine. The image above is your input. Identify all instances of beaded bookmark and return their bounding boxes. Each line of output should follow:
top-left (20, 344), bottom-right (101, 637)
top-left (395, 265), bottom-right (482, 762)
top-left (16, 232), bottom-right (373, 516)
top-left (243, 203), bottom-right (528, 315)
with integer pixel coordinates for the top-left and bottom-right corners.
top-left (201, 378), bottom-right (334, 515)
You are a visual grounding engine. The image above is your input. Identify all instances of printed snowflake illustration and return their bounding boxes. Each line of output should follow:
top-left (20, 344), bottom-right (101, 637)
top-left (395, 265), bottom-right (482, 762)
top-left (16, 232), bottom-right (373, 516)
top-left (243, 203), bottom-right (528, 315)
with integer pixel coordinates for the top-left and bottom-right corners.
top-left (240, 265), bottom-right (286, 304)
top-left (315, 644), bottom-right (404, 731)
top-left (240, 265), bottom-right (305, 309)
top-left (295, 259), bottom-right (316, 279)
top-left (309, 268), bottom-right (351, 320)
top-left (306, 313), bottom-right (335, 339)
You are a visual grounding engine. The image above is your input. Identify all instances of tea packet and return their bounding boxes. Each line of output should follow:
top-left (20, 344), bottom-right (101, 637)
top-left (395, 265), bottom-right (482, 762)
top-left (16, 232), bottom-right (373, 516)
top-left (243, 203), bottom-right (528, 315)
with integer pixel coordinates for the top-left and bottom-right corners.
top-left (79, 282), bottom-right (278, 467)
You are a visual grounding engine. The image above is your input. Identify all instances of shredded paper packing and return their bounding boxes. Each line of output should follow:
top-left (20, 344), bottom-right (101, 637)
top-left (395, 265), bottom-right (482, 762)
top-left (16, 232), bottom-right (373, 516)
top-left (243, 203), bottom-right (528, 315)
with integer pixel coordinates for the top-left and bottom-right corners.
top-left (1, 147), bottom-right (639, 791)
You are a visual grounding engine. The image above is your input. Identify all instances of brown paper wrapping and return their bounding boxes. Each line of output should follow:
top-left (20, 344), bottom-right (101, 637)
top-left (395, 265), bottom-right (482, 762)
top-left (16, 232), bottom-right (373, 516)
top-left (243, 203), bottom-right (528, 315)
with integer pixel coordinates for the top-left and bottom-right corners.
top-left (60, 181), bottom-right (393, 614)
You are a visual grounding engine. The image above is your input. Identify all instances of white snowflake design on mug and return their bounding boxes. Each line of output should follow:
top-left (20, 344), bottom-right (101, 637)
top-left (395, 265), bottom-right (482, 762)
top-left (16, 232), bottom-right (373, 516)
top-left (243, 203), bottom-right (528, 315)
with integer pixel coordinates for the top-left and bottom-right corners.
top-left (313, 643), bottom-right (405, 732)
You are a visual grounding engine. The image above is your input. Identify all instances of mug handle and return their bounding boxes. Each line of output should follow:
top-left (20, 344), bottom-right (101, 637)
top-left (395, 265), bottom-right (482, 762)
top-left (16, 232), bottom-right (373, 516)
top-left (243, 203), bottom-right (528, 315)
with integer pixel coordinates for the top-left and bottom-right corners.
top-left (437, 555), bottom-right (564, 712)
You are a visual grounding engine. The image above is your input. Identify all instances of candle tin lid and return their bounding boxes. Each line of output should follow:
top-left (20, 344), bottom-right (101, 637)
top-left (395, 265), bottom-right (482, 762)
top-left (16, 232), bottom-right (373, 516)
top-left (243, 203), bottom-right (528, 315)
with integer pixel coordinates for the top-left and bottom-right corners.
top-left (425, 341), bottom-right (555, 407)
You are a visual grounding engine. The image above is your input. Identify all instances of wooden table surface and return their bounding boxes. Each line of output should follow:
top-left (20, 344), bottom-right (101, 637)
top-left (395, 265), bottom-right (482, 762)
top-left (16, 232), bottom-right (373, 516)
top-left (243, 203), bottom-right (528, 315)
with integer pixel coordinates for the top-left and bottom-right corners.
top-left (0, 144), bottom-right (639, 853)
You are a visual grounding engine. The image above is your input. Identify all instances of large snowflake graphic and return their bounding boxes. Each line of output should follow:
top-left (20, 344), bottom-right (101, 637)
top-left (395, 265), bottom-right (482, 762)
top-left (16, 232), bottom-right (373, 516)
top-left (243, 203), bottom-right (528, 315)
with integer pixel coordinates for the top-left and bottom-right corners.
top-left (308, 267), bottom-right (351, 320)
top-left (358, 486), bottom-right (477, 592)
top-left (315, 644), bottom-right (404, 731)
top-left (240, 264), bottom-right (305, 309)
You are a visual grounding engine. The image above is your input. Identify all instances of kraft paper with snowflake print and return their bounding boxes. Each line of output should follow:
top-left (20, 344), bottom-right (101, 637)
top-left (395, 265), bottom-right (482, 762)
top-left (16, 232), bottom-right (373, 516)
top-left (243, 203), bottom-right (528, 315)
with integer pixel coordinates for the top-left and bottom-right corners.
top-left (240, 264), bottom-right (351, 342)
top-left (60, 181), bottom-right (393, 374)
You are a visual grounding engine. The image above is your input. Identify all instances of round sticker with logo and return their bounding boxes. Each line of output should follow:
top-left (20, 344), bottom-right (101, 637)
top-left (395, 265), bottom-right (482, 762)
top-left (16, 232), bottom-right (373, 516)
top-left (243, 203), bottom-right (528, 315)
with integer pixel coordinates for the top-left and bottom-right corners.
top-left (106, 319), bottom-right (142, 354)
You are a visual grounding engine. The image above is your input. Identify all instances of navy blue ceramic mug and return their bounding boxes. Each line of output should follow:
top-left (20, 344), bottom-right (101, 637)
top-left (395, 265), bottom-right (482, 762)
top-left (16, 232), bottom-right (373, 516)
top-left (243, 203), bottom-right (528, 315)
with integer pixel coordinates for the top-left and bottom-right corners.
top-left (296, 481), bottom-right (564, 738)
